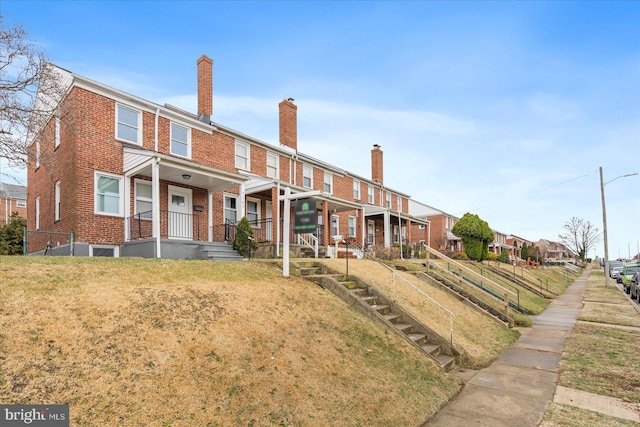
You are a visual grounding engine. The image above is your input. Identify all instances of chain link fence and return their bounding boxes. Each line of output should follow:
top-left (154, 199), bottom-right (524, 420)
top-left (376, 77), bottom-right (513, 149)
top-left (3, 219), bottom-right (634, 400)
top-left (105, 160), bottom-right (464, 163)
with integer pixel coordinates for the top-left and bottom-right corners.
top-left (23, 229), bottom-right (74, 256)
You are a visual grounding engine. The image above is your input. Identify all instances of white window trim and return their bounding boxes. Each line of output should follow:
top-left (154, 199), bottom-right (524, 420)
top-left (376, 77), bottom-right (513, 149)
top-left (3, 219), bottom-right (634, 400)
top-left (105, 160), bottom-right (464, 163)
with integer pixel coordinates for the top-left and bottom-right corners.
top-left (235, 140), bottom-right (251, 171)
top-left (324, 172), bottom-right (333, 194)
top-left (54, 116), bottom-right (60, 149)
top-left (35, 196), bottom-right (40, 230)
top-left (224, 193), bottom-right (239, 224)
top-left (367, 185), bottom-right (374, 204)
top-left (16, 200), bottom-right (26, 208)
top-left (115, 103), bottom-right (142, 145)
top-left (397, 195), bottom-right (402, 212)
top-left (331, 215), bottom-right (340, 237)
top-left (94, 171), bottom-right (124, 217)
top-left (353, 180), bottom-right (360, 200)
top-left (54, 180), bottom-right (60, 221)
top-left (170, 122), bottom-right (191, 159)
top-left (419, 224), bottom-right (426, 230)
top-left (89, 245), bottom-right (120, 257)
top-left (303, 165), bottom-right (313, 189)
top-left (134, 179), bottom-right (153, 219)
top-left (266, 151), bottom-right (279, 179)
top-left (386, 192), bottom-right (392, 209)
top-left (246, 197), bottom-right (261, 227)
top-left (348, 215), bottom-right (356, 237)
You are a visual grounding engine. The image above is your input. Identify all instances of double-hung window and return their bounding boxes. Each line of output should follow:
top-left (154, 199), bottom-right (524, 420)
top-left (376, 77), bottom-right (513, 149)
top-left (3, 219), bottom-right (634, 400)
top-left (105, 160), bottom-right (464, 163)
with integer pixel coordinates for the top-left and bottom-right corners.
top-left (116, 104), bottom-right (141, 144)
top-left (348, 216), bottom-right (356, 237)
top-left (95, 172), bottom-right (123, 216)
top-left (331, 215), bottom-right (339, 237)
top-left (353, 180), bottom-right (360, 200)
top-left (303, 165), bottom-right (313, 188)
top-left (224, 195), bottom-right (238, 224)
top-left (266, 152), bottom-right (279, 179)
top-left (386, 193), bottom-right (392, 209)
top-left (246, 198), bottom-right (260, 226)
top-left (324, 172), bottom-right (332, 194)
top-left (35, 196), bottom-right (40, 230)
top-left (135, 180), bottom-right (153, 219)
top-left (397, 195), bottom-right (403, 212)
top-left (367, 185), bottom-right (374, 204)
top-left (54, 180), bottom-right (61, 221)
top-left (170, 123), bottom-right (190, 158)
top-left (235, 141), bottom-right (250, 171)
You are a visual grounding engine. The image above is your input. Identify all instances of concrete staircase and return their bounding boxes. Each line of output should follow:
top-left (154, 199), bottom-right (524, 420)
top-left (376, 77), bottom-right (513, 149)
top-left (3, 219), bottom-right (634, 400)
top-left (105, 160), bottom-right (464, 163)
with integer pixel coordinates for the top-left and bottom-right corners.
top-left (200, 242), bottom-right (244, 261)
top-left (292, 262), bottom-right (460, 371)
top-left (418, 270), bottom-right (514, 327)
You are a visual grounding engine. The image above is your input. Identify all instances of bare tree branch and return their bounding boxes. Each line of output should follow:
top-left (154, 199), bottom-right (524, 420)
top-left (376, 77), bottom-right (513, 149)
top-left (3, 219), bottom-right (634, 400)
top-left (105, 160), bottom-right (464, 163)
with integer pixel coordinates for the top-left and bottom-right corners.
top-left (558, 216), bottom-right (601, 262)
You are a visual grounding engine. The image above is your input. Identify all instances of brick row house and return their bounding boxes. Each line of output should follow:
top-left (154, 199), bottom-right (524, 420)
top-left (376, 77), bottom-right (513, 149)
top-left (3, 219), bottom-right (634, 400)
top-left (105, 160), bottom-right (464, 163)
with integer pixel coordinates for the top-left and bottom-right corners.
top-left (0, 182), bottom-right (27, 224)
top-left (27, 55), bottom-right (428, 258)
top-left (408, 200), bottom-right (462, 254)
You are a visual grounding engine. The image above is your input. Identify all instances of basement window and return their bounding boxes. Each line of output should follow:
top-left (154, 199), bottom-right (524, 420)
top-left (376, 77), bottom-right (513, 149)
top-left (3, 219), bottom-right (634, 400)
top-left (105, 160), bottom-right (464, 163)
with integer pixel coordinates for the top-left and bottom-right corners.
top-left (89, 245), bottom-right (120, 257)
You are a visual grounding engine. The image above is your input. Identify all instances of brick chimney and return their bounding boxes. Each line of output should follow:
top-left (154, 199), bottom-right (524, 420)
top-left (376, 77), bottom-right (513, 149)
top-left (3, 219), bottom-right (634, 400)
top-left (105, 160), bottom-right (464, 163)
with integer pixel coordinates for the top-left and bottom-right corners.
top-left (197, 54), bottom-right (213, 123)
top-left (372, 144), bottom-right (383, 184)
top-left (279, 98), bottom-right (297, 152)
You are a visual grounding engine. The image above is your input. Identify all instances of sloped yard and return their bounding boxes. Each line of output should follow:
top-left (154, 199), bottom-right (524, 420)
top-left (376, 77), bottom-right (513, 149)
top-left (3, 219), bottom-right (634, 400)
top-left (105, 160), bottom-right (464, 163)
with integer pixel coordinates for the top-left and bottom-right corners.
top-left (0, 256), bottom-right (461, 426)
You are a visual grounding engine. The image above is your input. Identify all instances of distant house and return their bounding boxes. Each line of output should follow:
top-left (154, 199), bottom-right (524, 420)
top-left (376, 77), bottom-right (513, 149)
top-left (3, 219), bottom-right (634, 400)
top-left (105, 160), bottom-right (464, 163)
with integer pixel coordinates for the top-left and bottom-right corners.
top-left (505, 234), bottom-right (533, 261)
top-left (408, 200), bottom-right (462, 253)
top-left (27, 55), bottom-right (428, 258)
top-left (0, 182), bottom-right (27, 224)
top-left (535, 239), bottom-right (574, 261)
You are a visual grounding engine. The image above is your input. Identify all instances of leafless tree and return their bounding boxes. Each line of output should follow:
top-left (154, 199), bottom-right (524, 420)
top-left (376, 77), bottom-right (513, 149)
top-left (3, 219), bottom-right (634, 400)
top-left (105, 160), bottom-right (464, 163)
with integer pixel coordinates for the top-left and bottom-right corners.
top-left (558, 216), bottom-right (601, 262)
top-left (0, 15), bottom-right (68, 175)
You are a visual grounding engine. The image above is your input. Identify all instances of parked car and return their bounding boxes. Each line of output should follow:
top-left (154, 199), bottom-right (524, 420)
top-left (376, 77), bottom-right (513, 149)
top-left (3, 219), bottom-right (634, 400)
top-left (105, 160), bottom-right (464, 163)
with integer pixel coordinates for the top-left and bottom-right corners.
top-left (622, 263), bottom-right (640, 294)
top-left (630, 272), bottom-right (640, 300)
top-left (608, 260), bottom-right (624, 277)
top-left (611, 266), bottom-right (623, 281)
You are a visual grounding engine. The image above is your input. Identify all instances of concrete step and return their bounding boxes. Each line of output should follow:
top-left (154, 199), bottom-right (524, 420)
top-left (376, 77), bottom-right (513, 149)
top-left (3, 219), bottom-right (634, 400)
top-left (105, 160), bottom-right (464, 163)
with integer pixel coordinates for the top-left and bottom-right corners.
top-left (371, 304), bottom-right (390, 314)
top-left (421, 343), bottom-right (441, 357)
top-left (407, 333), bottom-right (427, 346)
top-left (383, 313), bottom-right (402, 323)
top-left (394, 323), bottom-right (413, 333)
top-left (360, 296), bottom-right (378, 305)
top-left (436, 354), bottom-right (456, 371)
top-left (350, 288), bottom-right (369, 297)
top-left (339, 281), bottom-right (359, 290)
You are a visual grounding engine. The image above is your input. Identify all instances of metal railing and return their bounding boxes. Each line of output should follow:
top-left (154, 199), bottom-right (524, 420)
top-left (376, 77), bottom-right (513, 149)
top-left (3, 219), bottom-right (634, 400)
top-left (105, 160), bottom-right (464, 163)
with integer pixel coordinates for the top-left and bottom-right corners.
top-left (347, 241), bottom-right (455, 346)
top-left (127, 210), bottom-right (201, 241)
top-left (214, 218), bottom-right (273, 243)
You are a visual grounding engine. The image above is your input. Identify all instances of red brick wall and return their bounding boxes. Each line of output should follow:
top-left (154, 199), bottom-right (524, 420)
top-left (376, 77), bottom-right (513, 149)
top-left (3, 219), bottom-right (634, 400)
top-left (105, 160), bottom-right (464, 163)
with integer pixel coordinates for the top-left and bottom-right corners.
top-left (197, 55), bottom-right (213, 118)
top-left (279, 99), bottom-right (297, 151)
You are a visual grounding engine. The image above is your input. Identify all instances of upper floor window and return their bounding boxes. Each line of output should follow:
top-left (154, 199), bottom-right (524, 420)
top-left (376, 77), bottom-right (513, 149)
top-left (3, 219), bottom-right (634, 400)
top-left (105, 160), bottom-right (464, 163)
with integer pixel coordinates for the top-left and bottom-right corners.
top-left (235, 141), bottom-right (250, 171)
top-left (266, 152), bottom-right (279, 179)
top-left (367, 185), bottom-right (374, 204)
top-left (303, 165), bottom-right (313, 188)
top-left (54, 116), bottom-right (60, 149)
top-left (386, 192), bottom-right (391, 209)
top-left (324, 172), bottom-right (332, 194)
top-left (353, 180), bottom-right (360, 200)
top-left (116, 104), bottom-right (141, 144)
top-left (170, 123), bottom-right (190, 158)
top-left (95, 171), bottom-right (123, 216)
top-left (397, 195), bottom-right (403, 212)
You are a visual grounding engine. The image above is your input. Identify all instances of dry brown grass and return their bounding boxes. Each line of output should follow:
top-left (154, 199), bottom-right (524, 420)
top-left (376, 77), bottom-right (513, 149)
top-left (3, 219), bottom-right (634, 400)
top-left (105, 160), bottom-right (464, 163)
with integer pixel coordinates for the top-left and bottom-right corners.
top-left (319, 259), bottom-right (520, 368)
top-left (0, 256), bottom-right (462, 426)
top-left (542, 403), bottom-right (640, 427)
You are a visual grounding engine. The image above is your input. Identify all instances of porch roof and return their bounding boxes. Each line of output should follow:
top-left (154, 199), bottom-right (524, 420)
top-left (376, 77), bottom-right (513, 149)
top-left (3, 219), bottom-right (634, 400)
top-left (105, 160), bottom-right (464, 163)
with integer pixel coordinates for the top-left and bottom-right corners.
top-left (364, 205), bottom-right (430, 226)
top-left (245, 176), bottom-right (363, 213)
top-left (123, 146), bottom-right (247, 192)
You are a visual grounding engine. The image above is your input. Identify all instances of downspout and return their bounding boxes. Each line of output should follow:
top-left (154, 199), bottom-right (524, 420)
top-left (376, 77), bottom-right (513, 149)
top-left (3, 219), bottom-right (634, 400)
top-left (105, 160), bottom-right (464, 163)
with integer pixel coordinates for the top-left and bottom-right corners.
top-left (398, 212), bottom-right (403, 259)
top-left (152, 159), bottom-right (161, 258)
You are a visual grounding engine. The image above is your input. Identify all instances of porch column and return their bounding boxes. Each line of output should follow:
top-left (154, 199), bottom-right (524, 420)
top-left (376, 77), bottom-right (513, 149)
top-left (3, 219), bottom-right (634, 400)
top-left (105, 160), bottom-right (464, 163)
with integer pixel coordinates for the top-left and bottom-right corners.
top-left (238, 183), bottom-right (246, 219)
top-left (322, 201), bottom-right (329, 246)
top-left (124, 175), bottom-right (131, 241)
top-left (383, 210), bottom-right (391, 247)
top-left (276, 183), bottom-right (281, 257)
top-left (152, 159), bottom-right (161, 258)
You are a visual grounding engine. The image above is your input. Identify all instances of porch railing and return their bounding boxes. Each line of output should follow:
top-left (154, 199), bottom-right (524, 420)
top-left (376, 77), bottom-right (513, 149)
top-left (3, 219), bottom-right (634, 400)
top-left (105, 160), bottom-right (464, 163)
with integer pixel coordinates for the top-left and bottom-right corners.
top-left (211, 218), bottom-right (273, 243)
top-left (127, 210), bottom-right (201, 241)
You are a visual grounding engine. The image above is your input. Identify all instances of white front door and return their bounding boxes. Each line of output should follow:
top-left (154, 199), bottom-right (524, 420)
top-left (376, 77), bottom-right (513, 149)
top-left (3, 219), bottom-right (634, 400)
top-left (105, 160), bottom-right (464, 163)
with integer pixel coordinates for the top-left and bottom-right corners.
top-left (168, 185), bottom-right (192, 239)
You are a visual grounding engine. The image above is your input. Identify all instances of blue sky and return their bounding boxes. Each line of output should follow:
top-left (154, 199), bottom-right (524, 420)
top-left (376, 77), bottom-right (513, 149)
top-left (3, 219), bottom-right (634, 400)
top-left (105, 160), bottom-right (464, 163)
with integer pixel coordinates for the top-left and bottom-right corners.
top-left (2, 1), bottom-right (639, 258)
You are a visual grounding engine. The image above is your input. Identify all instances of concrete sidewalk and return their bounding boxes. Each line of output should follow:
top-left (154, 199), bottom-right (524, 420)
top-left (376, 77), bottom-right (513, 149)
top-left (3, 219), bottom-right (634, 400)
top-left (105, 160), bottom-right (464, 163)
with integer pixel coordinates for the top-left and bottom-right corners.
top-left (424, 268), bottom-right (589, 427)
